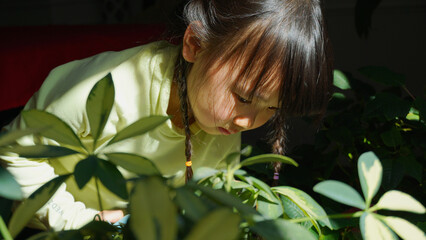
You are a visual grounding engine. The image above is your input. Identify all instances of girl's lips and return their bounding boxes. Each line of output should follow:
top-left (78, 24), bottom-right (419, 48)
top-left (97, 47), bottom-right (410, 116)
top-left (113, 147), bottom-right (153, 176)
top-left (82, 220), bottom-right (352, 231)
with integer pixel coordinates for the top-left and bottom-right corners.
top-left (218, 127), bottom-right (231, 135)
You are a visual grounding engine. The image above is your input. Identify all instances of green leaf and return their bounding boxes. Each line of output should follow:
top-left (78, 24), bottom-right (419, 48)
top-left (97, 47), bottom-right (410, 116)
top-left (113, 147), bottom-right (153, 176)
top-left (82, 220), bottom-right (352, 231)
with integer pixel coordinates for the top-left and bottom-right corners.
top-left (22, 110), bottom-right (84, 149)
top-left (185, 208), bottom-right (240, 240)
top-left (0, 166), bottom-right (22, 200)
top-left (95, 158), bottom-right (128, 200)
top-left (105, 152), bottom-right (160, 176)
top-left (175, 187), bottom-right (209, 222)
top-left (251, 219), bottom-right (317, 240)
top-left (333, 70), bottom-right (351, 90)
top-left (129, 177), bottom-right (177, 240)
top-left (192, 167), bottom-right (219, 182)
top-left (364, 93), bottom-right (411, 121)
top-left (257, 190), bottom-right (283, 220)
top-left (0, 129), bottom-right (42, 147)
top-left (380, 127), bottom-right (403, 147)
top-left (414, 98), bottom-right (426, 120)
top-left (313, 180), bottom-right (365, 209)
top-left (360, 213), bottom-right (398, 240)
top-left (273, 186), bottom-right (333, 230)
top-left (358, 151), bottom-right (382, 207)
top-left (2, 145), bottom-right (80, 158)
top-left (281, 196), bottom-right (313, 229)
top-left (74, 156), bottom-right (97, 189)
top-left (358, 66), bottom-right (405, 86)
top-left (375, 190), bottom-right (426, 214)
top-left (8, 174), bottom-right (70, 238)
top-left (240, 154), bottom-right (298, 168)
top-left (86, 73), bottom-right (115, 148)
top-left (381, 216), bottom-right (426, 240)
top-left (381, 158), bottom-right (405, 190)
top-left (107, 116), bottom-right (170, 146)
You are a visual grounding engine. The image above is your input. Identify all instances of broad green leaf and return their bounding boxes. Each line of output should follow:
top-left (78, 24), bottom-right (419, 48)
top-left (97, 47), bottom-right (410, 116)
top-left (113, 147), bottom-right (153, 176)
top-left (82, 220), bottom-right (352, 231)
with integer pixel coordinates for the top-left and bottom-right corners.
top-left (0, 129), bottom-right (42, 147)
top-left (240, 154), bottom-right (298, 167)
top-left (360, 213), bottom-right (398, 240)
top-left (192, 167), bottom-right (219, 182)
top-left (230, 180), bottom-right (253, 190)
top-left (313, 180), bottom-right (365, 209)
top-left (358, 66), bottom-right (405, 86)
top-left (358, 151), bottom-right (382, 207)
top-left (333, 70), bottom-right (351, 90)
top-left (86, 74), bottom-right (115, 147)
top-left (381, 158), bottom-right (405, 190)
top-left (364, 93), bottom-right (411, 121)
top-left (107, 116), bottom-right (170, 146)
top-left (95, 158), bottom-right (128, 200)
top-left (129, 177), bottom-right (177, 240)
top-left (382, 216), bottom-right (426, 240)
top-left (2, 145), bottom-right (80, 158)
top-left (251, 219), bottom-right (317, 240)
top-left (74, 156), bottom-right (97, 189)
top-left (105, 152), bottom-right (160, 176)
top-left (0, 166), bottom-right (22, 200)
top-left (8, 174), bottom-right (70, 238)
top-left (375, 190), bottom-right (426, 214)
top-left (257, 190), bottom-right (283, 220)
top-left (185, 208), bottom-right (240, 240)
top-left (187, 182), bottom-right (259, 219)
top-left (380, 127), bottom-right (403, 147)
top-left (22, 110), bottom-right (84, 149)
top-left (273, 186), bottom-right (333, 230)
top-left (175, 187), bottom-right (209, 222)
top-left (281, 196), bottom-right (313, 229)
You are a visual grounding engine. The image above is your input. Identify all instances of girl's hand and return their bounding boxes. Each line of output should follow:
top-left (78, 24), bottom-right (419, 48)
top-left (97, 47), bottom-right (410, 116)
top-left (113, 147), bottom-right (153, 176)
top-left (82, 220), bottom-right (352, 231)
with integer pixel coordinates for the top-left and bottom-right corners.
top-left (98, 210), bottom-right (124, 223)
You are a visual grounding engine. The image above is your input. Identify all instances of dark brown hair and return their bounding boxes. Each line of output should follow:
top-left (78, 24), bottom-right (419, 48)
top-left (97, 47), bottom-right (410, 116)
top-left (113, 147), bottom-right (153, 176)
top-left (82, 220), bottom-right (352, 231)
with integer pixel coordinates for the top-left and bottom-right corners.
top-left (174, 0), bottom-right (333, 183)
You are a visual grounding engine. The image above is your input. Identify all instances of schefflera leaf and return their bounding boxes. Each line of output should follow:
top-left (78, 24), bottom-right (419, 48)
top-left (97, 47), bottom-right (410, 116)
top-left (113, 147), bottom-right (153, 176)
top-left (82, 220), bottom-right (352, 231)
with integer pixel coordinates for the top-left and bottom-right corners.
top-left (22, 110), bottom-right (84, 150)
top-left (0, 166), bottom-right (22, 200)
top-left (185, 208), bottom-right (241, 240)
top-left (333, 69), bottom-right (351, 90)
top-left (105, 152), bottom-right (160, 176)
top-left (240, 154), bottom-right (298, 168)
top-left (86, 73), bottom-right (115, 149)
top-left (129, 176), bottom-right (177, 240)
top-left (375, 190), bottom-right (426, 214)
top-left (360, 213), bottom-right (398, 240)
top-left (381, 216), bottom-right (426, 240)
top-left (358, 151), bottom-right (382, 207)
top-left (313, 180), bottom-right (365, 210)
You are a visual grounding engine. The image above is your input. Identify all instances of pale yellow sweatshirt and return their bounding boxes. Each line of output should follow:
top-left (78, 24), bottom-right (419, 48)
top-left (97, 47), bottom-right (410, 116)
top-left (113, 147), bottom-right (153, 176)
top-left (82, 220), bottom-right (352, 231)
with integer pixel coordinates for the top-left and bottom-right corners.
top-left (1, 41), bottom-right (241, 231)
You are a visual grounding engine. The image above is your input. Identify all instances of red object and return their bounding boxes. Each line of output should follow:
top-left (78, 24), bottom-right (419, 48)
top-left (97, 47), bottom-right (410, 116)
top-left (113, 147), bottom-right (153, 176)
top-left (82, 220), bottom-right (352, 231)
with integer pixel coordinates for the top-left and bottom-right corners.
top-left (0, 24), bottom-right (166, 111)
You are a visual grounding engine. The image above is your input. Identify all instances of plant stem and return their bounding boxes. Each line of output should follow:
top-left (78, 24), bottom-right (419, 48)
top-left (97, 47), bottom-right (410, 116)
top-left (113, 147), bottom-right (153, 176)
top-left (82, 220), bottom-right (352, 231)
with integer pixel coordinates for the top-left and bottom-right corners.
top-left (402, 85), bottom-right (416, 101)
top-left (95, 177), bottom-right (104, 213)
top-left (289, 211), bottom-right (364, 224)
top-left (0, 215), bottom-right (13, 240)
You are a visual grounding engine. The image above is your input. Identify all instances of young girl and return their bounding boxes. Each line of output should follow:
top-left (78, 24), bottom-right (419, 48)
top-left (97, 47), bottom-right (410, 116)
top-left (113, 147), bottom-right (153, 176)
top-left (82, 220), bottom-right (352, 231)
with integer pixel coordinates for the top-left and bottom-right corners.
top-left (1, 0), bottom-right (332, 231)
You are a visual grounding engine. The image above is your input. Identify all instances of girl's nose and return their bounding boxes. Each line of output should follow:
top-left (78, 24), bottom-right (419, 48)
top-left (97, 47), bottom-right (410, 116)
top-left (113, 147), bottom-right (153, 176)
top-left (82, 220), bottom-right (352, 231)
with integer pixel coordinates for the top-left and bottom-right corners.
top-left (233, 116), bottom-right (254, 129)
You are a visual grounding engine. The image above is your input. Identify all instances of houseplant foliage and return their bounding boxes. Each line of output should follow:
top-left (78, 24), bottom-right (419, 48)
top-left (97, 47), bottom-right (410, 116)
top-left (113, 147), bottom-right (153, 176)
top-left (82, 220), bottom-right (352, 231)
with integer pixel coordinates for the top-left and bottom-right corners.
top-left (0, 69), bottom-right (424, 239)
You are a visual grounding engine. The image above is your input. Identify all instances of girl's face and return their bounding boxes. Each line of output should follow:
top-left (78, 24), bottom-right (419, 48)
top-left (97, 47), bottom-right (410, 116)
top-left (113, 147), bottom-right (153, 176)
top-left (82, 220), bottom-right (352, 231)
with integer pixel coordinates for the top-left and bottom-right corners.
top-left (187, 58), bottom-right (280, 135)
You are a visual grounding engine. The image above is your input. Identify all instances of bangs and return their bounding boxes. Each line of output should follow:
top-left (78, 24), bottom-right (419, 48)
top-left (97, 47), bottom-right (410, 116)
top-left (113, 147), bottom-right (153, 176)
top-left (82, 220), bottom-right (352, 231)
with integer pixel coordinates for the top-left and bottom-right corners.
top-left (198, 14), bottom-right (332, 119)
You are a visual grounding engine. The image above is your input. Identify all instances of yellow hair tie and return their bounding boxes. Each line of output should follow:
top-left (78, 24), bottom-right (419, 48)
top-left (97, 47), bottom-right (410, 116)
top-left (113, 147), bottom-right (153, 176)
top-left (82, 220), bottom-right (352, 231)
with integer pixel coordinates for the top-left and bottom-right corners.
top-left (185, 161), bottom-right (192, 167)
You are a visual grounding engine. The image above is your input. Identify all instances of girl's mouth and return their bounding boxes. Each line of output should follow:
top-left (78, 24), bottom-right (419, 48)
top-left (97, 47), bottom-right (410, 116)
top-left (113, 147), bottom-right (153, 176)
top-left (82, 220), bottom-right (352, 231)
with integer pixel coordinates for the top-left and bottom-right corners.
top-left (218, 127), bottom-right (231, 135)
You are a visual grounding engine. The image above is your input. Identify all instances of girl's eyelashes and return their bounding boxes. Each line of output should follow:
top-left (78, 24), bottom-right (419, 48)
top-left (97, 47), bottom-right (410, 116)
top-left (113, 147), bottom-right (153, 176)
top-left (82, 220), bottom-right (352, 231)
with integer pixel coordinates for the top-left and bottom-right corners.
top-left (235, 93), bottom-right (252, 104)
top-left (268, 106), bottom-right (279, 111)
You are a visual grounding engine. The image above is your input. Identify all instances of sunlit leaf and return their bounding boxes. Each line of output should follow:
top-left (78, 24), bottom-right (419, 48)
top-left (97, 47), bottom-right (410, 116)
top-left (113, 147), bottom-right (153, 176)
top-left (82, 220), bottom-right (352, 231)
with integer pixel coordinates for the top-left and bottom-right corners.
top-left (22, 110), bottom-right (84, 149)
top-left (86, 74), bottom-right (115, 147)
top-left (273, 186), bottom-right (333, 230)
top-left (185, 208), bottom-right (241, 240)
top-left (105, 152), bottom-right (160, 176)
top-left (74, 156), bottom-right (97, 189)
top-left (251, 218), bottom-right (317, 240)
top-left (257, 190), bottom-right (283, 220)
top-left (175, 187), bottom-right (209, 222)
top-left (192, 167), bottom-right (219, 182)
top-left (375, 190), bottom-right (426, 214)
top-left (382, 216), bottom-right (426, 240)
top-left (0, 166), bottom-right (22, 200)
top-left (333, 70), bottom-right (351, 90)
top-left (313, 180), bottom-right (365, 209)
top-left (240, 154), bottom-right (298, 167)
top-left (8, 174), bottom-right (71, 238)
top-left (107, 116), bottom-right (170, 146)
top-left (2, 145), bottom-right (80, 158)
top-left (281, 196), bottom-right (313, 229)
top-left (129, 177), bottom-right (177, 240)
top-left (95, 158), bottom-right (128, 200)
top-left (358, 151), bottom-right (382, 207)
top-left (360, 212), bottom-right (398, 240)
top-left (358, 66), bottom-right (405, 87)
top-left (0, 129), bottom-right (42, 147)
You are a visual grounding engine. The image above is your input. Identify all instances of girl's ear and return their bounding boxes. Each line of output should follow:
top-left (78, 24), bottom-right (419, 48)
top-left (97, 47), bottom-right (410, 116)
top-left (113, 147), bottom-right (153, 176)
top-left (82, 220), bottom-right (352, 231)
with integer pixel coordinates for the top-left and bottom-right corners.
top-left (182, 22), bottom-right (202, 63)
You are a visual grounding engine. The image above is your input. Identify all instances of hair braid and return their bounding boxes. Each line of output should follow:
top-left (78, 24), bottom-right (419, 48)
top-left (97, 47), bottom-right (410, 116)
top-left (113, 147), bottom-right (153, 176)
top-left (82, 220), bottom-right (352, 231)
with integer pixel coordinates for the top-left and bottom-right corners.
top-left (175, 54), bottom-right (194, 183)
top-left (271, 115), bottom-right (287, 186)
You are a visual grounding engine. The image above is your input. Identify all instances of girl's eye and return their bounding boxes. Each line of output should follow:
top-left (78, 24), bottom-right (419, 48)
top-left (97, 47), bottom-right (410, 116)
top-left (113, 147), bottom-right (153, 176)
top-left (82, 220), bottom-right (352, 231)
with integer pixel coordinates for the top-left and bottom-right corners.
top-left (268, 106), bottom-right (279, 111)
top-left (236, 94), bottom-right (251, 104)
